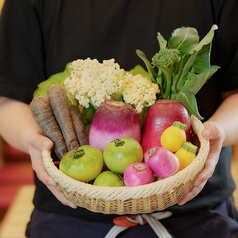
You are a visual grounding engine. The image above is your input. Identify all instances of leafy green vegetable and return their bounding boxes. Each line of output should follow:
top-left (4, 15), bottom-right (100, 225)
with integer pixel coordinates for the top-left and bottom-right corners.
top-left (136, 25), bottom-right (220, 119)
top-left (129, 65), bottom-right (151, 80)
top-left (33, 62), bottom-right (72, 98)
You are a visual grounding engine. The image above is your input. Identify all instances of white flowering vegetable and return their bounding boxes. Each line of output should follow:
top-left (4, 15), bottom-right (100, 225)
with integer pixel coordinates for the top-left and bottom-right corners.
top-left (64, 58), bottom-right (159, 113)
top-left (122, 74), bottom-right (159, 113)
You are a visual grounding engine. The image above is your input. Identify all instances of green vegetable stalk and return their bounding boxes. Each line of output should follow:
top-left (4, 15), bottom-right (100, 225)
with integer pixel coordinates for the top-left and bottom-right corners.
top-left (135, 24), bottom-right (220, 119)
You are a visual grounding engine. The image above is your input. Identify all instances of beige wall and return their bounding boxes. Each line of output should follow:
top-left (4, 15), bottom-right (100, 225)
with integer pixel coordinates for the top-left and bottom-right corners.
top-left (0, 0), bottom-right (4, 14)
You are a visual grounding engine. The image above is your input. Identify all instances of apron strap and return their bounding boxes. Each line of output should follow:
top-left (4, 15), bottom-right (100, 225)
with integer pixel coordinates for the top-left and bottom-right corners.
top-left (105, 211), bottom-right (173, 238)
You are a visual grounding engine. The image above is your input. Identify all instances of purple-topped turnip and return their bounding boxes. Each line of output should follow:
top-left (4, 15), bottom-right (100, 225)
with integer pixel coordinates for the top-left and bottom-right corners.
top-left (89, 100), bottom-right (141, 151)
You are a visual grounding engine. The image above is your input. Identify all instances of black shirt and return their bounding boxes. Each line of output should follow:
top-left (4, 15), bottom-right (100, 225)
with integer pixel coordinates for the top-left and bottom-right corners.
top-left (0, 0), bottom-right (238, 221)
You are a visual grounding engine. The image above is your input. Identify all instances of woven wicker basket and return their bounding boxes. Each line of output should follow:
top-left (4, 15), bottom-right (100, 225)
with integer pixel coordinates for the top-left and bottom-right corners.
top-left (42, 115), bottom-right (209, 215)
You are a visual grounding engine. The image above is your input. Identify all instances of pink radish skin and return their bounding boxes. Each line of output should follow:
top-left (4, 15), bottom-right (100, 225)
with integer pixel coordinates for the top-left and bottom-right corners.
top-left (89, 100), bottom-right (141, 151)
top-left (145, 147), bottom-right (180, 178)
top-left (141, 100), bottom-right (191, 153)
top-left (124, 162), bottom-right (154, 187)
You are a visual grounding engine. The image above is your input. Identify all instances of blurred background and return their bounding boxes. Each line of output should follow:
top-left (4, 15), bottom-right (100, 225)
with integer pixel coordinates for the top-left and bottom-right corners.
top-left (0, 137), bottom-right (33, 220)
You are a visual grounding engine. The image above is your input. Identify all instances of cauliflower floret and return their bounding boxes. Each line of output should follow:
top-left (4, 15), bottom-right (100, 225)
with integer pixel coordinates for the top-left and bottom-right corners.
top-left (64, 58), bottom-right (160, 112)
top-left (122, 74), bottom-right (160, 113)
top-left (64, 58), bottom-right (125, 108)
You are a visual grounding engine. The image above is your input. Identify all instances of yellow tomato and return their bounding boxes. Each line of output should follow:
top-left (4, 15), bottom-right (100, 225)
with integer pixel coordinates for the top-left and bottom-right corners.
top-left (175, 142), bottom-right (197, 171)
top-left (160, 121), bottom-right (186, 152)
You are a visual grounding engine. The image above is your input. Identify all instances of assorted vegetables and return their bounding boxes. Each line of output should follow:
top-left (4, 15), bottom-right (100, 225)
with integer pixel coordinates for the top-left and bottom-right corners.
top-left (59, 145), bottom-right (103, 182)
top-left (89, 101), bottom-right (141, 152)
top-left (135, 24), bottom-right (219, 120)
top-left (47, 85), bottom-right (79, 151)
top-left (103, 137), bottom-right (143, 174)
top-left (175, 142), bottom-right (198, 171)
top-left (123, 162), bottom-right (154, 187)
top-left (30, 85), bottom-right (88, 159)
top-left (160, 121), bottom-right (187, 152)
top-left (30, 94), bottom-right (68, 159)
top-left (63, 58), bottom-right (159, 115)
top-left (30, 25), bottom-right (219, 188)
top-left (93, 171), bottom-right (125, 187)
top-left (145, 147), bottom-right (180, 179)
top-left (141, 100), bottom-right (191, 153)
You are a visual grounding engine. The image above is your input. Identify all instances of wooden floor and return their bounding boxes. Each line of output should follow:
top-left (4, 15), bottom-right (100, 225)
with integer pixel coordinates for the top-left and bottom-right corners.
top-left (0, 185), bottom-right (35, 238)
top-left (0, 141), bottom-right (34, 238)
top-left (231, 145), bottom-right (238, 208)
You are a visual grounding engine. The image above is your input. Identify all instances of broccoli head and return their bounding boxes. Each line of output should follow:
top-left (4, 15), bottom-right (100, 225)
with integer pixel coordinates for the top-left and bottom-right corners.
top-left (152, 48), bottom-right (181, 68)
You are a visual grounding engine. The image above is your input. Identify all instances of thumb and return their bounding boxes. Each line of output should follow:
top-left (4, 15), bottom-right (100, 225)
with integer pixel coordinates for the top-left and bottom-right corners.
top-left (42, 137), bottom-right (54, 151)
top-left (201, 121), bottom-right (220, 140)
top-left (29, 132), bottom-right (53, 151)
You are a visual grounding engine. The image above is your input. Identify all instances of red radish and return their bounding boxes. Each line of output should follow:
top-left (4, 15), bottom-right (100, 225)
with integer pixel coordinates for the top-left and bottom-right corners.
top-left (89, 100), bottom-right (141, 151)
top-left (124, 162), bottom-right (154, 187)
top-left (141, 100), bottom-right (191, 153)
top-left (145, 147), bottom-right (180, 178)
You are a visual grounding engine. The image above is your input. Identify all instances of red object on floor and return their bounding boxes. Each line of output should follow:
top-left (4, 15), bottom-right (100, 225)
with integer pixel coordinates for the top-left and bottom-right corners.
top-left (0, 185), bottom-right (22, 210)
top-left (0, 162), bottom-right (33, 184)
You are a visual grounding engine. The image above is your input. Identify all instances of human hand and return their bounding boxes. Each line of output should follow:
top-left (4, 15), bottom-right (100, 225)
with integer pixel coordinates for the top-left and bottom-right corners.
top-left (178, 120), bottom-right (225, 205)
top-left (28, 131), bottom-right (77, 208)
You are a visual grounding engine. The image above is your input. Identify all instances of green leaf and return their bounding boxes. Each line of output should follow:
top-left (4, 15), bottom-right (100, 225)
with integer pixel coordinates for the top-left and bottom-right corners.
top-left (193, 43), bottom-right (212, 73)
top-left (182, 66), bottom-right (220, 95)
top-left (175, 53), bottom-right (197, 91)
top-left (81, 104), bottom-right (96, 125)
top-left (129, 65), bottom-right (151, 80)
top-left (136, 49), bottom-right (157, 82)
top-left (157, 32), bottom-right (167, 49)
top-left (168, 27), bottom-right (199, 54)
top-left (33, 62), bottom-right (72, 98)
top-left (189, 25), bottom-right (218, 53)
top-left (135, 25), bottom-right (219, 120)
top-left (174, 92), bottom-right (203, 120)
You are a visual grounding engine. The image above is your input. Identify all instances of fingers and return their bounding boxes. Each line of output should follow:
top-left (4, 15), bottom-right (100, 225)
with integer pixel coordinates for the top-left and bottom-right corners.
top-left (28, 132), bottom-right (53, 151)
top-left (178, 120), bottom-right (223, 205)
top-left (178, 148), bottom-right (219, 205)
top-left (202, 120), bottom-right (225, 143)
top-left (28, 132), bottom-right (56, 184)
top-left (178, 161), bottom-right (214, 205)
top-left (28, 132), bottom-right (77, 208)
top-left (34, 159), bottom-right (77, 208)
top-left (178, 181), bottom-right (206, 205)
top-left (47, 185), bottom-right (77, 209)
top-left (30, 146), bottom-right (77, 208)
top-left (194, 155), bottom-right (217, 185)
top-left (34, 161), bottom-right (58, 186)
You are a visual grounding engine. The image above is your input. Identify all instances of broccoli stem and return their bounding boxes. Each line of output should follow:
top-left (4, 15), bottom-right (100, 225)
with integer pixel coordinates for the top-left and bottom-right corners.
top-left (155, 75), bottom-right (165, 98)
top-left (160, 67), bottom-right (172, 99)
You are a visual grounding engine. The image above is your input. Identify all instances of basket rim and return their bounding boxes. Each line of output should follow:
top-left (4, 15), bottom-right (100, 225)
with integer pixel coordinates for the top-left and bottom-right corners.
top-left (42, 115), bottom-right (209, 201)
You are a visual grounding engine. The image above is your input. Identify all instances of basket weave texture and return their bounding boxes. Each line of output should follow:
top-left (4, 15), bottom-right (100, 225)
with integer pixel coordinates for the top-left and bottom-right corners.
top-left (42, 115), bottom-right (209, 215)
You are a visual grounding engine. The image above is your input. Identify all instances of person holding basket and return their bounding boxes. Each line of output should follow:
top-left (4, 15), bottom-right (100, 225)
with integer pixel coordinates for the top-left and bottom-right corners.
top-left (0, 0), bottom-right (238, 237)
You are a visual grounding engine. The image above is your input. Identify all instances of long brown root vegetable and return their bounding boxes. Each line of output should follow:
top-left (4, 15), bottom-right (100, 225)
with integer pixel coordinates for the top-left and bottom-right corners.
top-left (30, 95), bottom-right (68, 159)
top-left (47, 84), bottom-right (79, 151)
top-left (69, 104), bottom-right (89, 145)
